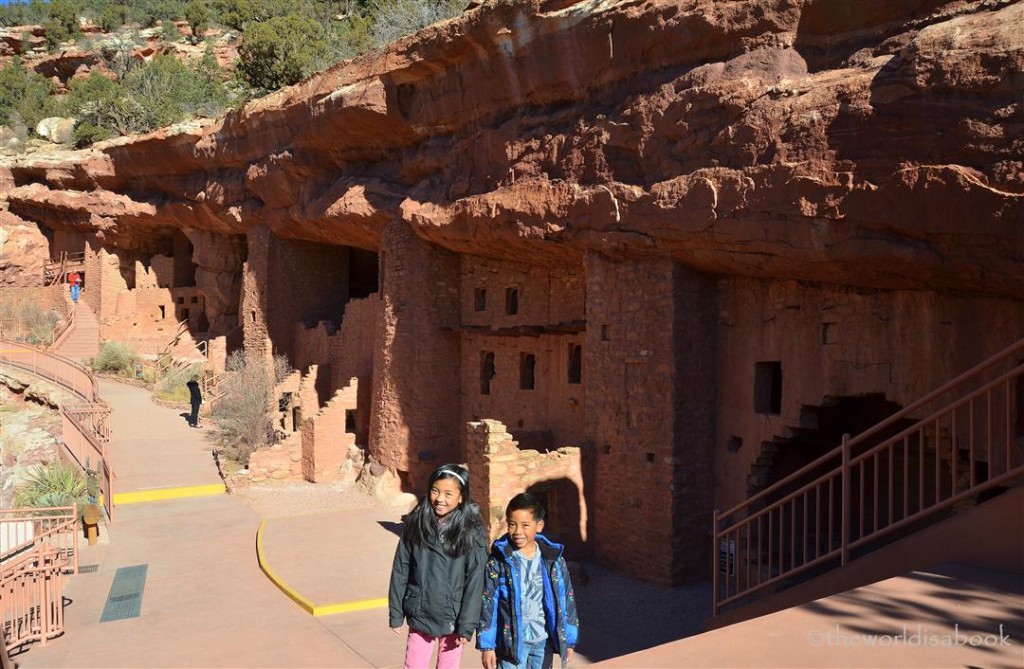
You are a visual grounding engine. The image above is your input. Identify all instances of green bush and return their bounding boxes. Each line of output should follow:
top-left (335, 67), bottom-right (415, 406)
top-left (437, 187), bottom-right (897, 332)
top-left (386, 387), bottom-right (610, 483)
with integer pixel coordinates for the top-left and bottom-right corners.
top-left (236, 13), bottom-right (328, 91)
top-left (0, 0), bottom-right (51, 28)
top-left (0, 58), bottom-right (59, 130)
top-left (99, 3), bottom-right (129, 32)
top-left (184, 0), bottom-right (210, 39)
top-left (14, 462), bottom-right (89, 510)
top-left (44, 0), bottom-right (84, 49)
top-left (91, 341), bottom-right (139, 375)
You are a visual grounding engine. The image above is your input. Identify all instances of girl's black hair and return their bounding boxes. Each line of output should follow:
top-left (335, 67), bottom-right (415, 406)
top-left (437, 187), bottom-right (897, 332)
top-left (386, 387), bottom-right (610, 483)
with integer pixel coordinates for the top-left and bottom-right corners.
top-left (403, 464), bottom-right (485, 557)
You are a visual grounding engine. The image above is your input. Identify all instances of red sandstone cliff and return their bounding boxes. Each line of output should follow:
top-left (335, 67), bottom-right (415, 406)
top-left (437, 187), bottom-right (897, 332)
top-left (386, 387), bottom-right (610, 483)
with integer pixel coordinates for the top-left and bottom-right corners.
top-left (2, 0), bottom-right (1022, 296)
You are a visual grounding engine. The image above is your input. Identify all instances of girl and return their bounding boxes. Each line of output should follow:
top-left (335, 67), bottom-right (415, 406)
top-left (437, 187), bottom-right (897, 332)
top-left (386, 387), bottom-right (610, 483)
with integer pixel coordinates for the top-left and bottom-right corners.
top-left (389, 464), bottom-right (488, 669)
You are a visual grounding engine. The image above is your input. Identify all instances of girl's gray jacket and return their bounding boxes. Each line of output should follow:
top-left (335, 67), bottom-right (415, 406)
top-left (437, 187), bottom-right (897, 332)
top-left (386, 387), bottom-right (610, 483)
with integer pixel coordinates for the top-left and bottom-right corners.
top-left (388, 523), bottom-right (488, 639)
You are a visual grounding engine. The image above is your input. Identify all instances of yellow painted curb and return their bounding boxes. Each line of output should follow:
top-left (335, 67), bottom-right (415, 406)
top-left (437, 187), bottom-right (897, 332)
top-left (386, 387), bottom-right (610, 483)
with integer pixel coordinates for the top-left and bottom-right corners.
top-left (113, 483), bottom-right (226, 505)
top-left (256, 518), bottom-right (388, 618)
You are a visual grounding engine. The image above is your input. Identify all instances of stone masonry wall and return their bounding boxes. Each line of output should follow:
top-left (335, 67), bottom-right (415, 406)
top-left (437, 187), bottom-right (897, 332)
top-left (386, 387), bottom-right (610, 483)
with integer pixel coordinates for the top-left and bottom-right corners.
top-left (460, 332), bottom-right (585, 451)
top-left (466, 419), bottom-right (584, 544)
top-left (370, 220), bottom-right (460, 486)
top-left (301, 378), bottom-right (361, 483)
top-left (584, 252), bottom-right (717, 585)
top-left (714, 277), bottom-right (1024, 512)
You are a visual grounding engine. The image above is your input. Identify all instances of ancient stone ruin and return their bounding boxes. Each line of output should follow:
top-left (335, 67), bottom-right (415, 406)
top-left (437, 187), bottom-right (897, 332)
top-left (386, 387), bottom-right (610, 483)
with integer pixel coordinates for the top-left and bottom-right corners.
top-left (1, 0), bottom-right (1022, 585)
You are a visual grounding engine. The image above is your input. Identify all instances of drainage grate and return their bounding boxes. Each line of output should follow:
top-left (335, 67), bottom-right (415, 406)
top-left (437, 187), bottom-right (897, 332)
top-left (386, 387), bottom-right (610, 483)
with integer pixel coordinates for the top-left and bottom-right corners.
top-left (100, 564), bottom-right (148, 622)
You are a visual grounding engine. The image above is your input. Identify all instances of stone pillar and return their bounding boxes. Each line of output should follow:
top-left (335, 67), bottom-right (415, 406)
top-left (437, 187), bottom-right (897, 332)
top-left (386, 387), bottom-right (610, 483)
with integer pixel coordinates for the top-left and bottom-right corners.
top-left (186, 230), bottom-right (245, 335)
top-left (242, 224), bottom-right (271, 367)
top-left (584, 252), bottom-right (716, 585)
top-left (369, 221), bottom-right (460, 487)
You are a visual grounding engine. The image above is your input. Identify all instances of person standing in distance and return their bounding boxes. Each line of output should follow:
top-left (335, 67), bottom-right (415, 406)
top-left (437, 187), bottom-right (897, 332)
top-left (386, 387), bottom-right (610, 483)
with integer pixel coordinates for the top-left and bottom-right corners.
top-left (186, 376), bottom-right (202, 428)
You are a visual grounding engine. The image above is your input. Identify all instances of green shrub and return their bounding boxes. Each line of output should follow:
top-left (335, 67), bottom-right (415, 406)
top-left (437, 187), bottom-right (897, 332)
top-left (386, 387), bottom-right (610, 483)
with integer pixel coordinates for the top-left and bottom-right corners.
top-left (184, 0), bottom-right (210, 39)
top-left (0, 58), bottom-right (59, 130)
top-left (14, 462), bottom-right (88, 510)
top-left (99, 3), bottom-right (129, 32)
top-left (91, 341), bottom-right (139, 375)
top-left (0, 297), bottom-right (62, 345)
top-left (0, 0), bottom-right (51, 28)
top-left (236, 13), bottom-right (328, 91)
top-left (44, 0), bottom-right (84, 49)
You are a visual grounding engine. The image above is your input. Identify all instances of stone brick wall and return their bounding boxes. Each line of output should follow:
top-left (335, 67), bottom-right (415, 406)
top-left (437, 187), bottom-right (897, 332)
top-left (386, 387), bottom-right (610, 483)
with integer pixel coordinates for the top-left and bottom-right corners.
top-left (466, 419), bottom-right (585, 546)
top-left (713, 277), bottom-right (1024, 512)
top-left (584, 252), bottom-right (717, 585)
top-left (301, 378), bottom-right (360, 482)
top-left (460, 332), bottom-right (585, 450)
top-left (242, 224), bottom-right (272, 365)
top-left (370, 220), bottom-right (460, 486)
top-left (267, 237), bottom-right (351, 365)
top-left (459, 256), bottom-right (585, 328)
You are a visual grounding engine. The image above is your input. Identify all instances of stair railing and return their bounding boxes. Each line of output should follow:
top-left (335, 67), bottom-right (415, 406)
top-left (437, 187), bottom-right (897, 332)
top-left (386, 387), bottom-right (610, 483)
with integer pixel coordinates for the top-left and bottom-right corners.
top-left (1, 545), bottom-right (68, 654)
top-left (713, 338), bottom-right (1024, 615)
top-left (0, 507), bottom-right (78, 575)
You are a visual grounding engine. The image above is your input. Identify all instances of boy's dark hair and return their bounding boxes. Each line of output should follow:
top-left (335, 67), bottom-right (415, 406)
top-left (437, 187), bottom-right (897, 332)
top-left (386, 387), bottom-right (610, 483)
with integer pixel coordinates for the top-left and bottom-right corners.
top-left (404, 464), bottom-right (485, 557)
top-left (505, 492), bottom-right (545, 522)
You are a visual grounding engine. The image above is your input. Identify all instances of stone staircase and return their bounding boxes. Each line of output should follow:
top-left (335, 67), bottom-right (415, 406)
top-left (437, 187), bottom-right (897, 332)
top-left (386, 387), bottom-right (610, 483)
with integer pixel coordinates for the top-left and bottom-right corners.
top-left (53, 299), bottom-right (100, 362)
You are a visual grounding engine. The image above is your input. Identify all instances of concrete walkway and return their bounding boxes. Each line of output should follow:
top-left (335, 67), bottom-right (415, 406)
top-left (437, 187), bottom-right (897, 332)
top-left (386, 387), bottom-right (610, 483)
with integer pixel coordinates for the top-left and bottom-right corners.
top-left (17, 378), bottom-right (1016, 668)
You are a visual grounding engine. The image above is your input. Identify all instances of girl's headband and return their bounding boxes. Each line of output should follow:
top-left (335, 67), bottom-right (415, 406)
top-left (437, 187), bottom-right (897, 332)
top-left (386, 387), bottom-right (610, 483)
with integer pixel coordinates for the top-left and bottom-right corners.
top-left (438, 467), bottom-right (466, 487)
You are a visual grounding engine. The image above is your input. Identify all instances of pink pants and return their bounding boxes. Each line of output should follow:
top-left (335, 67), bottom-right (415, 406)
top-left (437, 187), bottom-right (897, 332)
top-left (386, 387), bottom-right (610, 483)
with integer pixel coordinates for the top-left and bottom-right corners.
top-left (404, 629), bottom-right (464, 669)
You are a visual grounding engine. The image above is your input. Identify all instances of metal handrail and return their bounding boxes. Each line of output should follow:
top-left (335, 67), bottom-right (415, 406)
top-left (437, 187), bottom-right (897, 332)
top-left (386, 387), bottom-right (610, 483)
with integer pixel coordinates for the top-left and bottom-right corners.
top-left (713, 338), bottom-right (1024, 615)
top-left (1, 545), bottom-right (67, 652)
top-left (0, 507), bottom-right (79, 574)
top-left (0, 340), bottom-right (114, 522)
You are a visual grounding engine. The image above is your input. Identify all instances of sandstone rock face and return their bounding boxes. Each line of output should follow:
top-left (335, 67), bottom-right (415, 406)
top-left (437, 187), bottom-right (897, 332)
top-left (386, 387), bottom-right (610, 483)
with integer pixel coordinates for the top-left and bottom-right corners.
top-left (2, 0), bottom-right (1020, 296)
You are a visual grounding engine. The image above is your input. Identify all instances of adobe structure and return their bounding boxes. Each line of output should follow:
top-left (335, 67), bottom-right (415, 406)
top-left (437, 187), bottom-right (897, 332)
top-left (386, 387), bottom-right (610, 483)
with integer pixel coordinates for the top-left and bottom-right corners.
top-left (1, 0), bottom-right (1022, 586)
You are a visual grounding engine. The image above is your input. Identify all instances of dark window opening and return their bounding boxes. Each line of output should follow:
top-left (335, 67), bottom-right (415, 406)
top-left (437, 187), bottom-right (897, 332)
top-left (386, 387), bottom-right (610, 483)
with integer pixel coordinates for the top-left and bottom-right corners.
top-left (345, 410), bottom-right (356, 434)
top-left (505, 288), bottom-right (519, 315)
top-left (646, 453), bottom-right (655, 463)
top-left (480, 352), bottom-right (495, 395)
top-left (191, 296), bottom-right (199, 304)
top-left (822, 322), bottom-right (838, 345)
top-left (603, 444), bottom-right (612, 455)
top-left (159, 305), bottom-right (166, 319)
top-left (177, 296), bottom-right (185, 304)
top-left (474, 288), bottom-right (487, 312)
top-left (349, 248), bottom-right (380, 299)
top-left (755, 361), bottom-right (783, 415)
top-left (727, 436), bottom-right (743, 453)
top-left (180, 308), bottom-right (190, 322)
top-left (567, 344), bottom-right (582, 384)
top-left (250, 310), bottom-right (257, 323)
top-left (601, 324), bottom-right (611, 341)
top-left (520, 353), bottom-right (535, 390)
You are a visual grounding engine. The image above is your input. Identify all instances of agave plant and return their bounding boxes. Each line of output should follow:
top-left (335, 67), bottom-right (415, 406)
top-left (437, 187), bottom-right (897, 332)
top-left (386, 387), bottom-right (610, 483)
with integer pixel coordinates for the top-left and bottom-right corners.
top-left (13, 462), bottom-right (88, 511)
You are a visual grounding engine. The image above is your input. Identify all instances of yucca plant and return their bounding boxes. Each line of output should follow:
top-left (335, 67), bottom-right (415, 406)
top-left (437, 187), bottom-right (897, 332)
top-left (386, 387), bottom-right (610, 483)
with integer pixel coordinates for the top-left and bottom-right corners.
top-left (13, 462), bottom-right (89, 512)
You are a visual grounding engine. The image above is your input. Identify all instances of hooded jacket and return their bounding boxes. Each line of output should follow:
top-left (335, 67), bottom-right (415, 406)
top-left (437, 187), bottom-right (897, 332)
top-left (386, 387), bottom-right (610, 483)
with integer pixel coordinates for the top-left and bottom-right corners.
top-left (477, 534), bottom-right (579, 668)
top-left (388, 510), bottom-right (488, 639)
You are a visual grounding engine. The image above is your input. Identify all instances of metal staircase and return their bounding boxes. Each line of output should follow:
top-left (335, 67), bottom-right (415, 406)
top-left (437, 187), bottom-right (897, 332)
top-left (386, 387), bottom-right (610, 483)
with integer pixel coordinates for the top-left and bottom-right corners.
top-left (713, 338), bottom-right (1024, 615)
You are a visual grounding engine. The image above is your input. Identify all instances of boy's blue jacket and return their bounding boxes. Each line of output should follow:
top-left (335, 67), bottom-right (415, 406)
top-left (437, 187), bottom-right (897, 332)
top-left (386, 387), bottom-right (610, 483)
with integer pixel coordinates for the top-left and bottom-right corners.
top-left (477, 534), bottom-right (579, 667)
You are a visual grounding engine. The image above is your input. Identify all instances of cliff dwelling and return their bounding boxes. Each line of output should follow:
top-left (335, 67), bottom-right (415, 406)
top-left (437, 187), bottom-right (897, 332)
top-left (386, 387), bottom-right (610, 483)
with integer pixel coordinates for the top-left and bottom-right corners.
top-left (2, 0), bottom-right (1022, 588)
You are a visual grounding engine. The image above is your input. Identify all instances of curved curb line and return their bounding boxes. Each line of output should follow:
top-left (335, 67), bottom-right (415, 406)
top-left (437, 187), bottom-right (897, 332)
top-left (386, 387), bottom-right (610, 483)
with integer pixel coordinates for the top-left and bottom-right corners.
top-left (114, 483), bottom-right (226, 505)
top-left (255, 518), bottom-right (387, 618)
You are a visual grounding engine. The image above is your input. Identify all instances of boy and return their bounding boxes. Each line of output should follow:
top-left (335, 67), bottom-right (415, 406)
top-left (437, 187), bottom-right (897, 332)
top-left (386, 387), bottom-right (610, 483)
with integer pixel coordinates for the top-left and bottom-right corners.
top-left (478, 493), bottom-right (579, 669)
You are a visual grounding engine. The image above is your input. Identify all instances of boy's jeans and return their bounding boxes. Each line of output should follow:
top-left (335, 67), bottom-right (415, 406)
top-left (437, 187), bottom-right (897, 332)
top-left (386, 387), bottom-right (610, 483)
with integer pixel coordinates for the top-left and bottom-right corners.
top-left (497, 638), bottom-right (553, 669)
